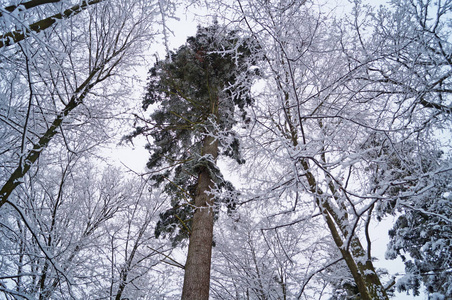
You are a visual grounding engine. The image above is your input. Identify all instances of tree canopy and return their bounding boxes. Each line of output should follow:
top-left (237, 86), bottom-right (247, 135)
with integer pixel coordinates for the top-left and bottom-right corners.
top-left (0, 0), bottom-right (451, 299)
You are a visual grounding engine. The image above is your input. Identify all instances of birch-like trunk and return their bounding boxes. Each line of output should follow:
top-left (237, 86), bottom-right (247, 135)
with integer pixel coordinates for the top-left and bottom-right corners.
top-left (286, 119), bottom-right (389, 300)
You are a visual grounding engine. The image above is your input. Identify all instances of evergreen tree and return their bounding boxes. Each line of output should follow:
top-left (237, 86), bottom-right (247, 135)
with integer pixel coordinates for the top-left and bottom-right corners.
top-left (132, 23), bottom-right (258, 299)
top-left (386, 164), bottom-right (452, 298)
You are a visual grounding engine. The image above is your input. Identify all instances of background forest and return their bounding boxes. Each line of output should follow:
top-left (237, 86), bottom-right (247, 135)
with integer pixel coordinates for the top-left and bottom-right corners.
top-left (0, 0), bottom-right (451, 299)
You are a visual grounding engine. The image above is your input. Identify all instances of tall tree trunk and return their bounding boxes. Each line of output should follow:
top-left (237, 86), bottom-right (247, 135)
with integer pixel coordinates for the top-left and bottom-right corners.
top-left (181, 135), bottom-right (219, 300)
top-left (303, 158), bottom-right (388, 300)
top-left (286, 121), bottom-right (388, 299)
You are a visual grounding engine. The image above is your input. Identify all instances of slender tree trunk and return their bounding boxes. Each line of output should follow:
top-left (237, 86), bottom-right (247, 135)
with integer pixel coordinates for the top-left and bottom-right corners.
top-left (286, 123), bottom-right (388, 299)
top-left (181, 135), bottom-right (219, 300)
top-left (0, 65), bottom-right (103, 210)
top-left (0, 0), bottom-right (104, 48)
top-left (1, 0), bottom-right (60, 16)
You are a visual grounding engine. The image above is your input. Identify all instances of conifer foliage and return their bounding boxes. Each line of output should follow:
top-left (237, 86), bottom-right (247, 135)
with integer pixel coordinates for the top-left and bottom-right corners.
top-left (138, 23), bottom-right (256, 242)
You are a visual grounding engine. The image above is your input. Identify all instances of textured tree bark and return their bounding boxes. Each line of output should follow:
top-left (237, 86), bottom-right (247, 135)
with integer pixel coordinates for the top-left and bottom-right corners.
top-left (181, 135), bottom-right (219, 300)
